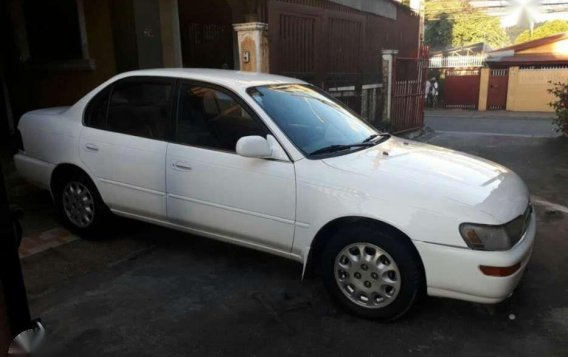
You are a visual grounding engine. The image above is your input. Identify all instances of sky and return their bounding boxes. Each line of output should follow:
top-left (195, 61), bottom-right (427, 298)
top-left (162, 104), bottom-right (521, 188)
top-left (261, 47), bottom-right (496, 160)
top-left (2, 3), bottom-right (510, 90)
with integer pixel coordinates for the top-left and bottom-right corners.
top-left (469, 0), bottom-right (568, 27)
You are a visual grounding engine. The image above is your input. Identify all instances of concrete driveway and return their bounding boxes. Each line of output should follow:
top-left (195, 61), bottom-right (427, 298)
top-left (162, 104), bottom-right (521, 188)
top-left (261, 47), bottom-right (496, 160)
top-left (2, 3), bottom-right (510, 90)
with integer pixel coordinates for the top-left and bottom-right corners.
top-left (425, 110), bottom-right (558, 138)
top-left (6, 113), bottom-right (568, 356)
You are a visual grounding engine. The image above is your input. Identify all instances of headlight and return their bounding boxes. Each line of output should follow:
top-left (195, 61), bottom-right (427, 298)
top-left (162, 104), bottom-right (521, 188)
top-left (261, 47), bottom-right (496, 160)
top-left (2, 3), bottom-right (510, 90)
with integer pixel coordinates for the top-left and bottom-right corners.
top-left (460, 205), bottom-right (532, 251)
top-left (459, 224), bottom-right (512, 251)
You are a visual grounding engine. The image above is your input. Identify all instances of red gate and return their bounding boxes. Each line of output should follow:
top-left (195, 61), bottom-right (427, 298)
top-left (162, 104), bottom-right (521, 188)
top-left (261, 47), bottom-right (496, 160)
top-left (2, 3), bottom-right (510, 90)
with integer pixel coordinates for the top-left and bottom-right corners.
top-left (391, 46), bottom-right (429, 133)
top-left (487, 68), bottom-right (509, 110)
top-left (443, 69), bottom-right (480, 109)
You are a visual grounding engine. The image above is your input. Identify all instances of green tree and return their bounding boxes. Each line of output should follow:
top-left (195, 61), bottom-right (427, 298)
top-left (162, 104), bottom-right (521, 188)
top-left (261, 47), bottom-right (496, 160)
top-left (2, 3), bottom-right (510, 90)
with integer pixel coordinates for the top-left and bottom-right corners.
top-left (452, 11), bottom-right (509, 48)
top-left (424, 0), bottom-right (465, 50)
top-left (548, 81), bottom-right (568, 135)
top-left (507, 24), bottom-right (528, 44)
top-left (424, 13), bottom-right (454, 50)
top-left (424, 0), bottom-right (509, 50)
top-left (515, 20), bottom-right (568, 44)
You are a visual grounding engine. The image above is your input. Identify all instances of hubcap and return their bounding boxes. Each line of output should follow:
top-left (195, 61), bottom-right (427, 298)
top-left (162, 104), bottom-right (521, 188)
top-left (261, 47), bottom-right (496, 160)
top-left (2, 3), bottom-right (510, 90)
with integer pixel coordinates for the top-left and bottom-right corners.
top-left (334, 243), bottom-right (401, 309)
top-left (62, 181), bottom-right (95, 228)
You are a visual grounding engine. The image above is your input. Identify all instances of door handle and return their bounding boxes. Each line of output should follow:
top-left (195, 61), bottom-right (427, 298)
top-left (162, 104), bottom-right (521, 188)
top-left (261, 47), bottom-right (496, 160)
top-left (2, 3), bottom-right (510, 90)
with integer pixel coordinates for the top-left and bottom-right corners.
top-left (173, 161), bottom-right (192, 171)
top-left (84, 143), bottom-right (99, 152)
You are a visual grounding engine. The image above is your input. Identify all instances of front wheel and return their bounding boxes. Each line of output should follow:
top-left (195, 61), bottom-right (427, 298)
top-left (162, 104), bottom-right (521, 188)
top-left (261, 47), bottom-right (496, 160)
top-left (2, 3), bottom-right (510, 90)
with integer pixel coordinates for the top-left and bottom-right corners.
top-left (321, 225), bottom-right (424, 321)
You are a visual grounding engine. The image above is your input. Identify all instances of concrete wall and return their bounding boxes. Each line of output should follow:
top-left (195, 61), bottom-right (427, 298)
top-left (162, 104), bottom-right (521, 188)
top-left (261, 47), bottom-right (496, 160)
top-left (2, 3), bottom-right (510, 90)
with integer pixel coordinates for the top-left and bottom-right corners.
top-left (110, 0), bottom-right (139, 73)
top-left (8, 0), bottom-right (117, 116)
top-left (159, 0), bottom-right (182, 68)
top-left (506, 66), bottom-right (568, 112)
top-left (6, 0), bottom-right (184, 117)
top-left (133, 0), bottom-right (163, 68)
top-left (112, 0), bottom-right (167, 70)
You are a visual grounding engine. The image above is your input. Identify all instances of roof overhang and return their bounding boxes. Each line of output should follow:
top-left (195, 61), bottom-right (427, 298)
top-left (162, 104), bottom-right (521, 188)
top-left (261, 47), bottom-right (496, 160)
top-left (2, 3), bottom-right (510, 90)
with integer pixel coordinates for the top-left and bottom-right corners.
top-left (486, 53), bottom-right (568, 67)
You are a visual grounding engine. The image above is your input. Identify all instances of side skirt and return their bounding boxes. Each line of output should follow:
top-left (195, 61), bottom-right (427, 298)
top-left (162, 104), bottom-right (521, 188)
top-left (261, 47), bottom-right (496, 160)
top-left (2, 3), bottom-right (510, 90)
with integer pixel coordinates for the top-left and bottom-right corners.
top-left (110, 209), bottom-right (305, 264)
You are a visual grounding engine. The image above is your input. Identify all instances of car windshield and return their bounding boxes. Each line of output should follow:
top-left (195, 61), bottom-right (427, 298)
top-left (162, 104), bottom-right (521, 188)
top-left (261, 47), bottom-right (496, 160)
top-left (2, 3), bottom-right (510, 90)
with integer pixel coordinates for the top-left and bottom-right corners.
top-left (248, 84), bottom-right (383, 157)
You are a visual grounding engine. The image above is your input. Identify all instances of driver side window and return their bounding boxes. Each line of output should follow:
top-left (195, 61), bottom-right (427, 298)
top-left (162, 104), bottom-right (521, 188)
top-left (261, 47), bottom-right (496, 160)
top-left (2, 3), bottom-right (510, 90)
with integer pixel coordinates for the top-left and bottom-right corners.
top-left (175, 83), bottom-right (267, 152)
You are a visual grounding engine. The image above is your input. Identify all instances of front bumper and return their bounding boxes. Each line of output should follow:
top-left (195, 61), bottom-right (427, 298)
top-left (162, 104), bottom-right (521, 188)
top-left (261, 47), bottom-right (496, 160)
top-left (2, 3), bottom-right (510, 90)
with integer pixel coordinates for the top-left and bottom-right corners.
top-left (414, 209), bottom-right (536, 304)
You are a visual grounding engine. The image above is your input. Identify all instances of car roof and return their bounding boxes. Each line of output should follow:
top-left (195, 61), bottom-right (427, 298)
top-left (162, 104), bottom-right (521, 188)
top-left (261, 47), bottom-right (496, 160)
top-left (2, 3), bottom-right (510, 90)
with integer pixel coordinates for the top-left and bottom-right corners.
top-left (116, 68), bottom-right (306, 90)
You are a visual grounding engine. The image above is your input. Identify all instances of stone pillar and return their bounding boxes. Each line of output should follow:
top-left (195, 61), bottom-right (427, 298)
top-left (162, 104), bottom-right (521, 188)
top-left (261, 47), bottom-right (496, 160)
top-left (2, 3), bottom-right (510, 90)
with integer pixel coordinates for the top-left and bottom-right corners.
top-left (382, 49), bottom-right (398, 127)
top-left (478, 68), bottom-right (490, 111)
top-left (233, 22), bottom-right (269, 73)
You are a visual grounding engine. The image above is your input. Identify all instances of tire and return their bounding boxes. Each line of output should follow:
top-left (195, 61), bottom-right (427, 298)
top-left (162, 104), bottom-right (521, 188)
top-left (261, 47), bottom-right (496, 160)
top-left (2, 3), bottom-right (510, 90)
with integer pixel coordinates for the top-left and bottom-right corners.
top-left (320, 224), bottom-right (423, 321)
top-left (53, 171), bottom-right (109, 240)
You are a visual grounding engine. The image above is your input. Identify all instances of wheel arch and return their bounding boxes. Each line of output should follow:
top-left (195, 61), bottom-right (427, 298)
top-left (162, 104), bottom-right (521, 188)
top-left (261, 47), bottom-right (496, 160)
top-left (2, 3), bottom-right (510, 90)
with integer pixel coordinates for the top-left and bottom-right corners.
top-left (50, 163), bottom-right (99, 198)
top-left (304, 216), bottom-right (426, 290)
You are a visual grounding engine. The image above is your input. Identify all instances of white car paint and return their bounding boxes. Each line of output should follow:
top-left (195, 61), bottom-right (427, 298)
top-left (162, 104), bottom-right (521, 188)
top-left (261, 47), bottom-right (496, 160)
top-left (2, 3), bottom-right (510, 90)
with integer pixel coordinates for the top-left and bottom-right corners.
top-left (80, 126), bottom-right (169, 219)
top-left (166, 141), bottom-right (296, 253)
top-left (14, 69), bottom-right (535, 304)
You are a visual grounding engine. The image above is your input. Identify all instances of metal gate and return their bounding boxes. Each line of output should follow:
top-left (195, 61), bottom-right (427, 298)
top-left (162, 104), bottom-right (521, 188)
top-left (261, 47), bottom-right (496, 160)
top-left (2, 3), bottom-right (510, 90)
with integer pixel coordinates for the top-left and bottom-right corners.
top-left (487, 68), bottom-right (509, 110)
top-left (391, 47), bottom-right (429, 133)
top-left (267, 0), bottom-right (413, 127)
top-left (443, 69), bottom-right (481, 109)
top-left (268, 1), bottom-right (372, 116)
top-left (178, 0), bottom-right (234, 69)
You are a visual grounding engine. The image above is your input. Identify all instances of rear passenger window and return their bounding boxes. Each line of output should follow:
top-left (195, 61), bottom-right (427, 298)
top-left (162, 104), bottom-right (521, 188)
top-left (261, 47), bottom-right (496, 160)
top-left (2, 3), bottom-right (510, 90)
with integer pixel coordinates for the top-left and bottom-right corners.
top-left (107, 80), bottom-right (173, 140)
top-left (84, 77), bottom-right (173, 141)
top-left (176, 83), bottom-right (267, 151)
top-left (85, 87), bottom-right (110, 129)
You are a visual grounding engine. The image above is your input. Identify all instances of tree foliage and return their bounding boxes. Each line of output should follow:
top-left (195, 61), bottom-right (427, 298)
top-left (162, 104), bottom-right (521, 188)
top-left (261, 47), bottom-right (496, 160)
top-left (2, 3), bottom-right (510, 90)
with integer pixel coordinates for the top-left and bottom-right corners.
top-left (424, 13), bottom-right (454, 50)
top-left (548, 81), bottom-right (568, 135)
top-left (515, 20), bottom-right (568, 44)
top-left (451, 12), bottom-right (509, 48)
top-left (424, 0), bottom-right (509, 50)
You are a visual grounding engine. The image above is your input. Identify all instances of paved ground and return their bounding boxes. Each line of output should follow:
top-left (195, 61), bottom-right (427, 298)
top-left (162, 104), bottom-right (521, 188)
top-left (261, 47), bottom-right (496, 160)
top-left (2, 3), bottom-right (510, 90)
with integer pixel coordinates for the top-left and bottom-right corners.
top-left (4, 112), bottom-right (568, 356)
top-left (425, 110), bottom-right (558, 138)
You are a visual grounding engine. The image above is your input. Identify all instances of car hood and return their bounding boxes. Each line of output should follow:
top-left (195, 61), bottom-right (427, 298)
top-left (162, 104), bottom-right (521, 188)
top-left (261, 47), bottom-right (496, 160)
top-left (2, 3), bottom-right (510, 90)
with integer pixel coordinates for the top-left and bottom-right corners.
top-left (322, 136), bottom-right (529, 223)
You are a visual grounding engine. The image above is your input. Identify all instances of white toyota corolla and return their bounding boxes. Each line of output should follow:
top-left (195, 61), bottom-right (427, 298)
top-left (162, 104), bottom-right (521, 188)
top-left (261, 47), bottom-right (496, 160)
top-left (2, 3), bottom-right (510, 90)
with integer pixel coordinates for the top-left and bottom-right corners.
top-left (14, 69), bottom-right (535, 320)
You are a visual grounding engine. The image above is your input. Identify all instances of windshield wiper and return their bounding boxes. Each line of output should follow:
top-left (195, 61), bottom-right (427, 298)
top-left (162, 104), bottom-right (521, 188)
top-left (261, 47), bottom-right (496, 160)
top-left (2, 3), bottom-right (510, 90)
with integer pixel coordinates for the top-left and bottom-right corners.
top-left (309, 143), bottom-right (374, 156)
top-left (362, 133), bottom-right (390, 143)
top-left (362, 134), bottom-right (379, 143)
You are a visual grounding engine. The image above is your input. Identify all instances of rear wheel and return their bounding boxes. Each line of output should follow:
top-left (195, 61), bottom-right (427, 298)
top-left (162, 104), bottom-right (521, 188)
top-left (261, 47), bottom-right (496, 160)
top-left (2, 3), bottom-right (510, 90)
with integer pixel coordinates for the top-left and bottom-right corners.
top-left (54, 171), bottom-right (109, 239)
top-left (321, 224), bottom-right (423, 321)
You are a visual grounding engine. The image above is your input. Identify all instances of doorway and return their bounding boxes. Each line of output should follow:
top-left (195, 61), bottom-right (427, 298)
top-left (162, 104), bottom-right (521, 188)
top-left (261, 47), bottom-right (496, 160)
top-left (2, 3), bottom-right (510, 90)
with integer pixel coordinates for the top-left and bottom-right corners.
top-left (487, 68), bottom-right (509, 111)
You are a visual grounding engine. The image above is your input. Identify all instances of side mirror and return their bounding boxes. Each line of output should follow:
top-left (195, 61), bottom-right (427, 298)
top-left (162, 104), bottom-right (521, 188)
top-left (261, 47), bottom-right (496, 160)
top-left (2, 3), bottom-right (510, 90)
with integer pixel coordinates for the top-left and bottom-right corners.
top-left (236, 136), bottom-right (272, 158)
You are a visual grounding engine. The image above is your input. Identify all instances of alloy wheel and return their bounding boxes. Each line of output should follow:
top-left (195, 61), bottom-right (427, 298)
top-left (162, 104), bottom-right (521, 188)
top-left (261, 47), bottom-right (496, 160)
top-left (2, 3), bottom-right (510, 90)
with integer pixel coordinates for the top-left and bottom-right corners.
top-left (334, 242), bottom-right (401, 309)
top-left (62, 181), bottom-right (95, 228)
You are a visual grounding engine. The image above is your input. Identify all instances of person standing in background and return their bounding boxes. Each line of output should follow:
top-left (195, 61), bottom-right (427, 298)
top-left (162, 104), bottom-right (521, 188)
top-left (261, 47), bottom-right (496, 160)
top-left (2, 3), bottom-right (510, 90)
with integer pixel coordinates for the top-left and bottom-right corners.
top-left (431, 77), bottom-right (439, 108)
top-left (425, 79), bottom-right (431, 107)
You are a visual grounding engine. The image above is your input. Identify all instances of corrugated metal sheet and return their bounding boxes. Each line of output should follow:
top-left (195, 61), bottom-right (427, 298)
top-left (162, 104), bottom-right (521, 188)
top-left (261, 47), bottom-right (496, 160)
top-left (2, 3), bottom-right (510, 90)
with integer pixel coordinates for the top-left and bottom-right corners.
top-left (328, 0), bottom-right (397, 19)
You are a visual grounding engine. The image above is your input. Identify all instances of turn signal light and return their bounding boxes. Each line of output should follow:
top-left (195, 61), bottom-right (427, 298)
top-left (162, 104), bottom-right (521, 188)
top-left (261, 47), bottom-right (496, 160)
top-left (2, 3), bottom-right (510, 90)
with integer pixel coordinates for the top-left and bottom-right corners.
top-left (479, 263), bottom-right (521, 277)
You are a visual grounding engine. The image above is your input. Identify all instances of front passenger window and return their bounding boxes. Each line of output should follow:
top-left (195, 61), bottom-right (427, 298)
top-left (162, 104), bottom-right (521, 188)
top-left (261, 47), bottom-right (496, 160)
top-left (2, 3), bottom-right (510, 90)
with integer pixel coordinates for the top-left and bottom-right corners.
top-left (176, 84), bottom-right (267, 151)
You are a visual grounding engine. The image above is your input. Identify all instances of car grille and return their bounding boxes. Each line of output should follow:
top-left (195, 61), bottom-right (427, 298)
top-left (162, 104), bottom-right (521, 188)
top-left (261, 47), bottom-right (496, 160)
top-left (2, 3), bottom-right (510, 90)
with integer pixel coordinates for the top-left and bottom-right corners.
top-left (505, 204), bottom-right (532, 247)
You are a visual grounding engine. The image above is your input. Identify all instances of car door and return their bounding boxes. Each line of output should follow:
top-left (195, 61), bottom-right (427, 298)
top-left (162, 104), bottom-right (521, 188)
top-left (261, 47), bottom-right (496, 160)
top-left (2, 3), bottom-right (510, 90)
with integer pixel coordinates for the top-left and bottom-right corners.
top-left (166, 81), bottom-right (296, 254)
top-left (80, 76), bottom-right (175, 219)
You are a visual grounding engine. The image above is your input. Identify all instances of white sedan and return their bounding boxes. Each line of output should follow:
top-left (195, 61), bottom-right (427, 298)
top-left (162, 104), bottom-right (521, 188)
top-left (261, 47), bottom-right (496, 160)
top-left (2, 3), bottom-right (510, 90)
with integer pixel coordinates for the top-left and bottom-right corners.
top-left (14, 69), bottom-right (535, 320)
